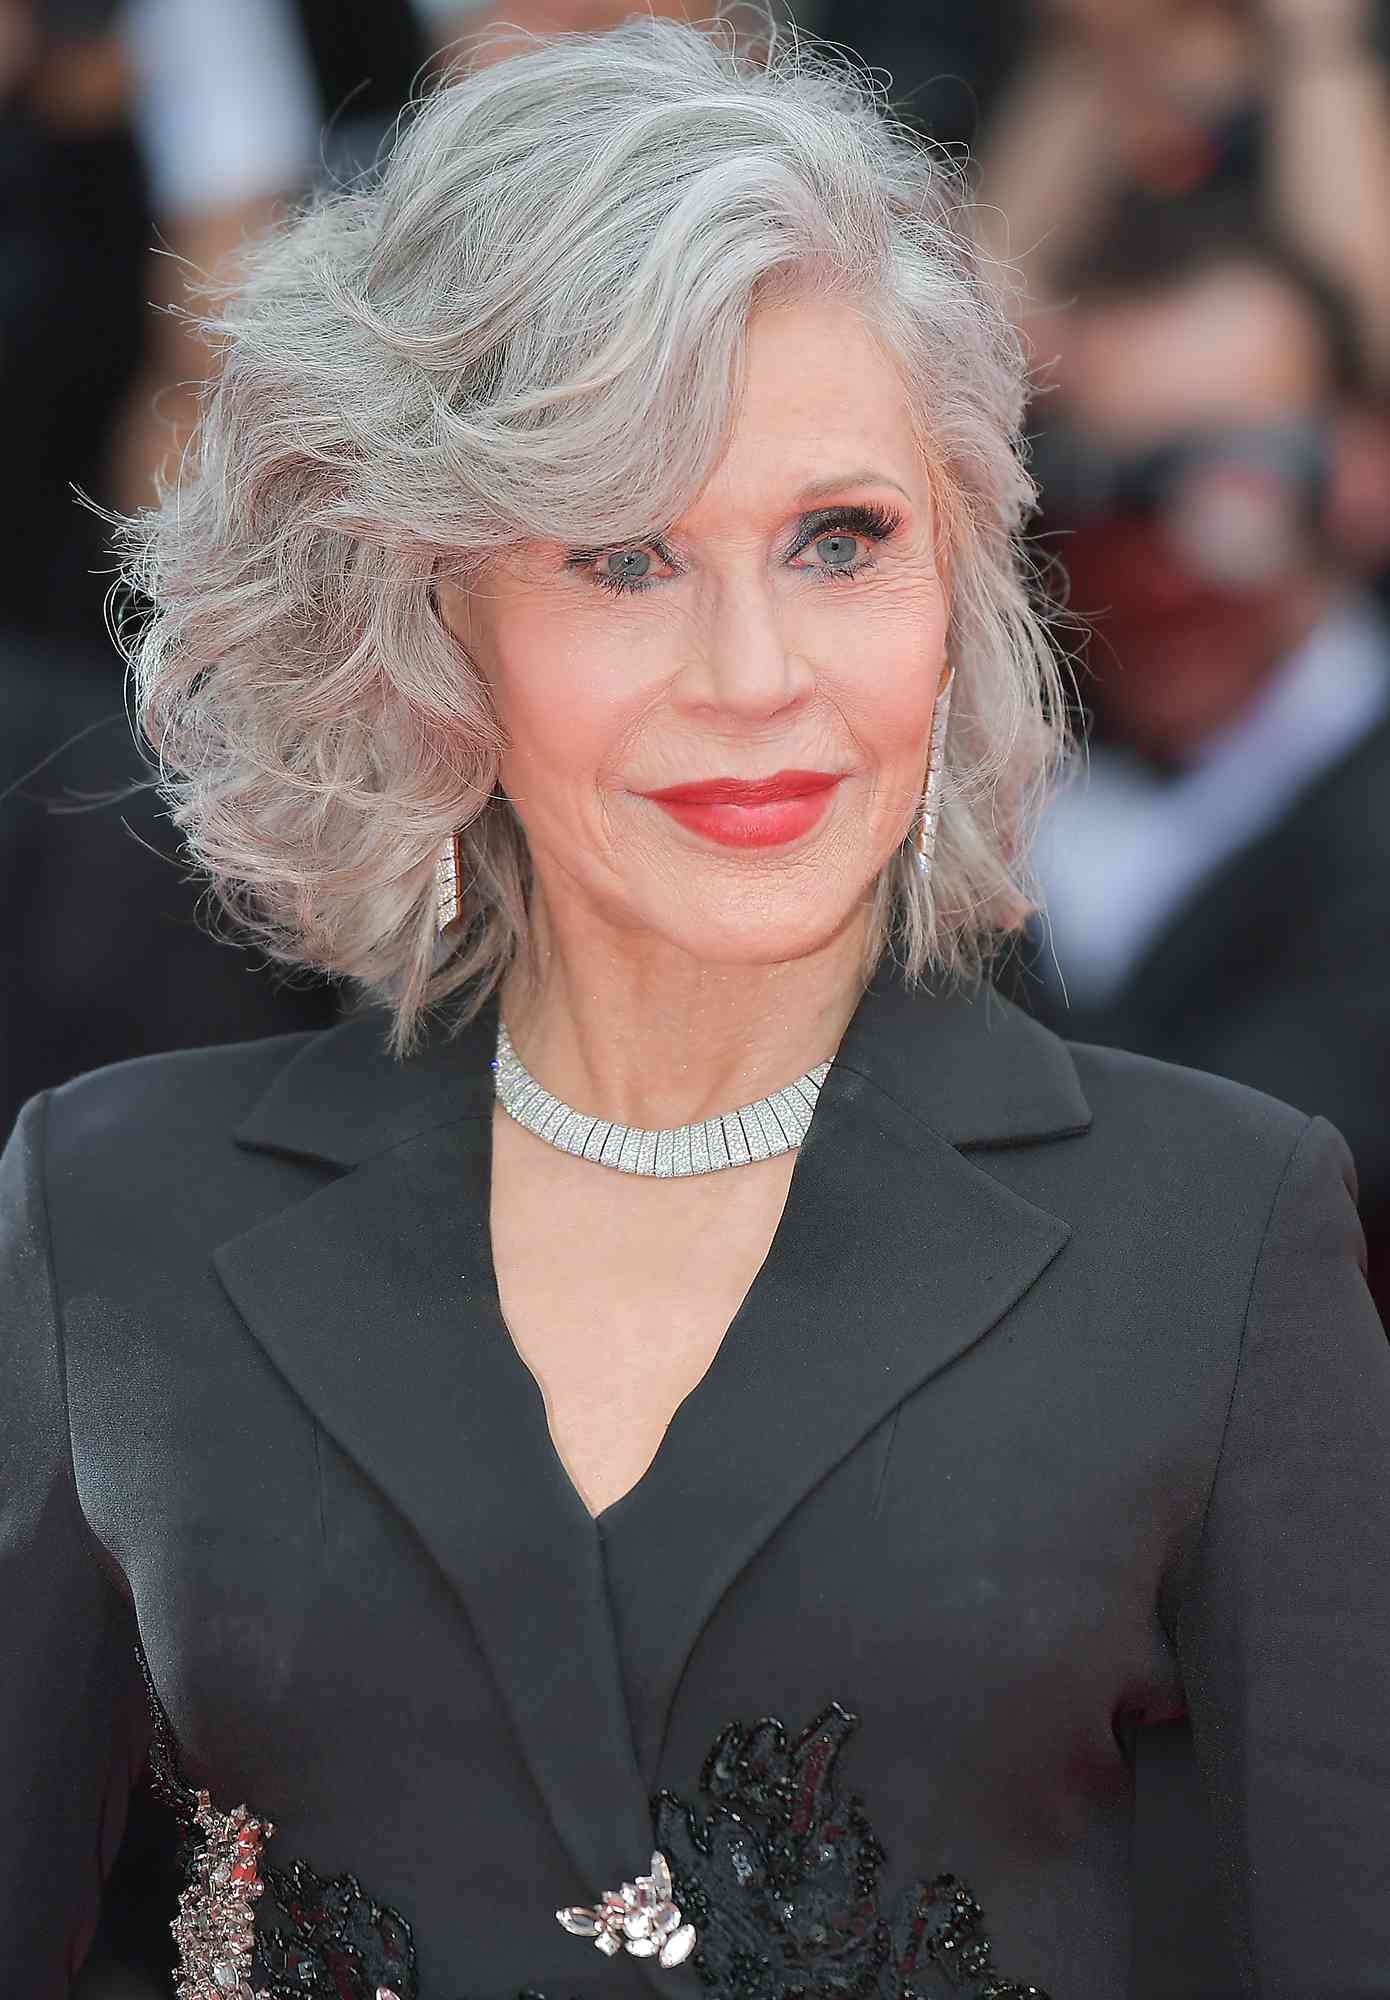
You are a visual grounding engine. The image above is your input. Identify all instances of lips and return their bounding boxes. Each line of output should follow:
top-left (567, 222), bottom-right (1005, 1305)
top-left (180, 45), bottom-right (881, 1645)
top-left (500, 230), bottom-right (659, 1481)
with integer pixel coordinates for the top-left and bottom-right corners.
top-left (637, 770), bottom-right (843, 850)
top-left (639, 770), bottom-right (841, 806)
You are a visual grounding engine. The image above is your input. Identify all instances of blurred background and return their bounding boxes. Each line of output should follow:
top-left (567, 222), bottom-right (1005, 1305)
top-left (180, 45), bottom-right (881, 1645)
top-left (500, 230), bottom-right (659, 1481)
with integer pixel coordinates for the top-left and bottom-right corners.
top-left (5, 2), bottom-right (1388, 1992)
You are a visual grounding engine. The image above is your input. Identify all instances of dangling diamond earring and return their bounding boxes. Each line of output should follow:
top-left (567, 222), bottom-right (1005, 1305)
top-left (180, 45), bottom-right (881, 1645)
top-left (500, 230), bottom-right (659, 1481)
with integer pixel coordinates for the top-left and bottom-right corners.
top-left (435, 829), bottom-right (463, 934)
top-left (914, 673), bottom-right (953, 876)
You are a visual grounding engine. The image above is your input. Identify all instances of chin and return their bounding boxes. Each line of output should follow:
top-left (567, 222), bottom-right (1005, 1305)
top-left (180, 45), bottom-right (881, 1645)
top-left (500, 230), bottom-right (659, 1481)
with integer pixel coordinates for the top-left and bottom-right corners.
top-left (647, 887), bottom-right (872, 971)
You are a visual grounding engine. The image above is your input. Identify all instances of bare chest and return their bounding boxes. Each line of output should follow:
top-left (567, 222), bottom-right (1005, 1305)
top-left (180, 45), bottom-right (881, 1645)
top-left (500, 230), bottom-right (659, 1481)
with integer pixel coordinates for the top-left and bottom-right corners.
top-left (488, 1108), bottom-right (796, 1519)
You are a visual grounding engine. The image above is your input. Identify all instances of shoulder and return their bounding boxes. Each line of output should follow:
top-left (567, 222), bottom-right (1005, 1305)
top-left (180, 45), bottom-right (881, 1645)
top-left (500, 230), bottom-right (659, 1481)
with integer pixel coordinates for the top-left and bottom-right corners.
top-left (1064, 1036), bottom-right (1313, 1160)
top-left (0, 1033), bottom-right (332, 1398)
top-left (975, 1030), bottom-right (1373, 1391)
top-left (951, 974), bottom-right (1316, 1171)
top-left (1042, 1033), bottom-right (1356, 1253)
top-left (18, 1030), bottom-right (333, 1262)
top-left (40, 1028), bottom-right (325, 1163)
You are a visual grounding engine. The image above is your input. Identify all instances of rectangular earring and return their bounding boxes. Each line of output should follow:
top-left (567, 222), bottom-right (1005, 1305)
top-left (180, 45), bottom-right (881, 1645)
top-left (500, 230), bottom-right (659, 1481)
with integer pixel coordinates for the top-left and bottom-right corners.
top-left (914, 675), bottom-right (953, 875)
top-left (435, 829), bottom-right (463, 933)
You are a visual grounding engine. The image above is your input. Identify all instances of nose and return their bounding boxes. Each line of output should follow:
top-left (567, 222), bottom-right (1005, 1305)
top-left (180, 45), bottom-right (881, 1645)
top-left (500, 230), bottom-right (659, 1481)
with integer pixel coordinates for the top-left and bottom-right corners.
top-left (673, 570), bottom-right (814, 722)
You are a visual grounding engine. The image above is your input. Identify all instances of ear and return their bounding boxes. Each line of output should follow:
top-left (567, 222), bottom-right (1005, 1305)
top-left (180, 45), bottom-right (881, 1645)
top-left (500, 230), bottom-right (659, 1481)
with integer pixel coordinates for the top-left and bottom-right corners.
top-left (433, 573), bottom-right (472, 645)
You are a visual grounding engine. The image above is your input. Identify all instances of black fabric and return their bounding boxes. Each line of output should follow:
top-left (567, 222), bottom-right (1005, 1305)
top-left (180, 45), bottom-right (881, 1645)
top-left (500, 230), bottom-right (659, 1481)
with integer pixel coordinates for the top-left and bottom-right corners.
top-left (3, 965), bottom-right (1389, 1997)
top-left (0, 98), bottom-right (149, 642)
top-left (289, 0), bottom-right (428, 134)
top-left (812, 1), bottom-right (1033, 154)
top-left (1013, 712), bottom-right (1390, 1324)
top-left (286, 0), bottom-right (430, 187)
top-left (0, 632), bottom-right (342, 1144)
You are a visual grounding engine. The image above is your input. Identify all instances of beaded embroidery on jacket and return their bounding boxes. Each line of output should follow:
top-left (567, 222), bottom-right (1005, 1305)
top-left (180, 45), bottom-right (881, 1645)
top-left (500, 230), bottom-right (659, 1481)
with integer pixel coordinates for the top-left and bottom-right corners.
top-left (136, 1644), bottom-right (1048, 2000)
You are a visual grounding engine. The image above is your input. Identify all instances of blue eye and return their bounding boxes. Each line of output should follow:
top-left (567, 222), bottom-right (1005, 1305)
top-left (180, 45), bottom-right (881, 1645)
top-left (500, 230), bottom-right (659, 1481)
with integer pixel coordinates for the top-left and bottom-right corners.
top-left (813, 532), bottom-right (860, 570)
top-left (565, 501), bottom-right (902, 598)
top-left (565, 541), bottom-right (669, 596)
top-left (793, 504), bottom-right (903, 582)
top-left (598, 549), bottom-right (653, 589)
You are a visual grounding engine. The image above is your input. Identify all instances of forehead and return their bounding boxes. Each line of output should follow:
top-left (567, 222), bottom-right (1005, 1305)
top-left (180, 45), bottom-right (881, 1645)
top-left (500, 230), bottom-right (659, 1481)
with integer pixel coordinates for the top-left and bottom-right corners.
top-left (687, 295), bottom-right (927, 516)
top-left (1054, 266), bottom-right (1333, 444)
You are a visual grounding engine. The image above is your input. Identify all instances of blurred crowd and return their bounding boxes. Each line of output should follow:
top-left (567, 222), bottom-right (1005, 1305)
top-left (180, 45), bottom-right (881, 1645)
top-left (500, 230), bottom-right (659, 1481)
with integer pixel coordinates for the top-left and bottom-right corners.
top-left (5, 7), bottom-right (1390, 1981)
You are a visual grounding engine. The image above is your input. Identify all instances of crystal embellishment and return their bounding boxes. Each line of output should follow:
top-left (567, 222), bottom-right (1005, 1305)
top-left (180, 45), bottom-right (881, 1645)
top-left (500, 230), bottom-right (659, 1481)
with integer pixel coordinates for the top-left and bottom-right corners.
top-left (138, 1638), bottom-right (1045, 2000)
top-left (556, 1849), bottom-right (697, 1967)
top-left (138, 1644), bottom-right (418, 2000)
top-left (492, 1021), bottom-right (832, 1177)
top-left (169, 1790), bottom-right (273, 2000)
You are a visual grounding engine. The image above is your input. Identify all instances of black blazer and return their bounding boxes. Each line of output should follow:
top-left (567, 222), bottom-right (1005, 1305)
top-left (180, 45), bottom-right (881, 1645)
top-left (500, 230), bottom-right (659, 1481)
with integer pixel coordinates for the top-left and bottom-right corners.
top-left (1014, 711), bottom-right (1390, 1321)
top-left (4, 967), bottom-right (1389, 2000)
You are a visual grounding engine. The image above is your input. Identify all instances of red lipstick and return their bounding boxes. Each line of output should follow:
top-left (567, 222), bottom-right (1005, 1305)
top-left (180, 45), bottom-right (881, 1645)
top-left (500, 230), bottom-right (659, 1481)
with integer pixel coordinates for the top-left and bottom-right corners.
top-left (638, 769), bottom-right (842, 848)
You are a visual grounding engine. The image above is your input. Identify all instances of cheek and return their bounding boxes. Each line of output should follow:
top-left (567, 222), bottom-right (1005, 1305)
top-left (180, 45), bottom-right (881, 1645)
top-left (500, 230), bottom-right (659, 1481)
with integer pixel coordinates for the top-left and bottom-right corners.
top-left (825, 585), bottom-right (948, 753)
top-left (491, 625), bottom-right (634, 789)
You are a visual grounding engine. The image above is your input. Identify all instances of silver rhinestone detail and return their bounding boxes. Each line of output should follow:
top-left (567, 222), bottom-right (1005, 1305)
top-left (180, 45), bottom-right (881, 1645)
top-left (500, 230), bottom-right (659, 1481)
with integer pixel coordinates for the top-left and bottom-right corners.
top-left (493, 1022), bottom-right (832, 1179)
top-left (754, 1097), bottom-right (788, 1153)
top-left (768, 1085), bottom-right (809, 1143)
top-left (741, 1107), bottom-right (772, 1162)
top-left (566, 1116), bottom-right (597, 1156)
top-left (556, 1850), bottom-right (695, 1966)
top-left (551, 1111), bottom-right (582, 1152)
top-left (536, 1098), bottom-right (570, 1142)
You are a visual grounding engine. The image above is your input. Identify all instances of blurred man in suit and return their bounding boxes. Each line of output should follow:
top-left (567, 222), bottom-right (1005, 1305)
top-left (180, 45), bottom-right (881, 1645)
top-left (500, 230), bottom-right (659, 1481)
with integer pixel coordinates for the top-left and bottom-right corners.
top-left (1019, 198), bottom-right (1390, 1322)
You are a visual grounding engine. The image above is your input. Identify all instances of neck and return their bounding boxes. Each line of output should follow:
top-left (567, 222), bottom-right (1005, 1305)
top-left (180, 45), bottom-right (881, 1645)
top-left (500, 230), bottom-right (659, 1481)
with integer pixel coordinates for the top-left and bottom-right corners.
top-left (497, 897), bottom-right (873, 1130)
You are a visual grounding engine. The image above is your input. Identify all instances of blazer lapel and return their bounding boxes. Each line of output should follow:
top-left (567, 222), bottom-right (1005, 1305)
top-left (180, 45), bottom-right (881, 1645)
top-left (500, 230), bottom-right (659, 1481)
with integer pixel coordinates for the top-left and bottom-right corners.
top-left (215, 971), bottom-right (1091, 1983)
top-left (215, 1012), bottom-right (657, 1926)
top-left (596, 974), bottom-right (1088, 1777)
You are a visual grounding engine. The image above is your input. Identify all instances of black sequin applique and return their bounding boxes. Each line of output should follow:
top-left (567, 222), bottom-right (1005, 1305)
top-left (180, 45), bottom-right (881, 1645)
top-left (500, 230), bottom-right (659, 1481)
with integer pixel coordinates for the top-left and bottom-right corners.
top-left (139, 1643), bottom-right (418, 2000)
top-left (138, 1646), bottom-right (1046, 2000)
top-left (651, 1703), bottom-right (1050, 2000)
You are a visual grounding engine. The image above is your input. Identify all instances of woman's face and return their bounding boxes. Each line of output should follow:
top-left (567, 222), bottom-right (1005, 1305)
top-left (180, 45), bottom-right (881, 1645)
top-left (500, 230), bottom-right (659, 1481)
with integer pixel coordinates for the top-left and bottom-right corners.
top-left (437, 295), bottom-right (950, 972)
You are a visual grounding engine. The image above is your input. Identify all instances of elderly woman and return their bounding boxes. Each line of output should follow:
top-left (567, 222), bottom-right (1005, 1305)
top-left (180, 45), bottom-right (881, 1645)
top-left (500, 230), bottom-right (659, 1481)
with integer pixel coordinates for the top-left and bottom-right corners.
top-left (3, 17), bottom-right (1388, 2000)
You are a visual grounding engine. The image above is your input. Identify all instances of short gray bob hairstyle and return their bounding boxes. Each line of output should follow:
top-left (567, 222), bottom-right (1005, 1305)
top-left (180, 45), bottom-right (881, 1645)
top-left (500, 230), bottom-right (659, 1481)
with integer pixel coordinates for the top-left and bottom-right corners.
top-left (121, 11), bottom-right (1067, 1053)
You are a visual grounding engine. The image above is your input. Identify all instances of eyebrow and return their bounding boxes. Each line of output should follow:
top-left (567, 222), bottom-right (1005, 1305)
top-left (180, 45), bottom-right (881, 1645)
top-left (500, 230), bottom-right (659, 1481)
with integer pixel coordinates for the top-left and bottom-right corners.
top-left (792, 469), bottom-right (912, 505)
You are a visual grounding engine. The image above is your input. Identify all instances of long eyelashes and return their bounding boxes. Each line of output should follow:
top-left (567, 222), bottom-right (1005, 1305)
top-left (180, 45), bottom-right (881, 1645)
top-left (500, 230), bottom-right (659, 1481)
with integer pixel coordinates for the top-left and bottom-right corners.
top-left (790, 502), bottom-right (902, 559)
top-left (565, 502), bottom-right (905, 597)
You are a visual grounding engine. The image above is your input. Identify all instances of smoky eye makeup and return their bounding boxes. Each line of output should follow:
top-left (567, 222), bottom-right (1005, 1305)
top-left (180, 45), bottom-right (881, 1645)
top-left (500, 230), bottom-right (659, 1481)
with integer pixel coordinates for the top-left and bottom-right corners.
top-left (563, 497), bottom-right (906, 596)
top-left (783, 501), bottom-right (904, 563)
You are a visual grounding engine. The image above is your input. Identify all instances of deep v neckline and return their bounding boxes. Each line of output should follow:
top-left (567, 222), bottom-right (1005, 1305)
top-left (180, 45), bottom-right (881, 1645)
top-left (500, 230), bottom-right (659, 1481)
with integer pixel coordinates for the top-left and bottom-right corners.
top-left (482, 1089), bottom-right (805, 1533)
top-left (218, 964), bottom-right (1085, 1960)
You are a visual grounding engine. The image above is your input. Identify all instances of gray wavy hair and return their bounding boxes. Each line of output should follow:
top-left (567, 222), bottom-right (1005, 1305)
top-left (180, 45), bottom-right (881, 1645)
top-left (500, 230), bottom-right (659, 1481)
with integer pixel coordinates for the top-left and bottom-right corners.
top-left (119, 11), bottom-right (1068, 1054)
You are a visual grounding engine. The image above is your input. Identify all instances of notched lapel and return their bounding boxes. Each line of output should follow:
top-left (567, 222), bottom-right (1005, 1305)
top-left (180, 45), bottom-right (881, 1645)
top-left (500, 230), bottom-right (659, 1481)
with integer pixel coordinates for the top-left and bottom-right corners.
top-left (212, 1114), bottom-right (658, 1924)
top-left (613, 1050), bottom-right (1075, 1778)
top-left (215, 971), bottom-right (1089, 1995)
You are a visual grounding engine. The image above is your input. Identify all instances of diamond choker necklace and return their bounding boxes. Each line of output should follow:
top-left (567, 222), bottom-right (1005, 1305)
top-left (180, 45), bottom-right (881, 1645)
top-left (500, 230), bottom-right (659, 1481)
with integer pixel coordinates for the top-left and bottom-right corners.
top-left (491, 1020), bottom-right (832, 1177)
